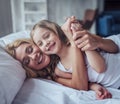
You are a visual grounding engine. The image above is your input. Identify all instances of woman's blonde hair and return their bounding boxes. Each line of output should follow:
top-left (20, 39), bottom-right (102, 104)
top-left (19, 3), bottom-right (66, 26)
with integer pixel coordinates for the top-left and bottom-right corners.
top-left (5, 38), bottom-right (59, 80)
top-left (30, 20), bottom-right (69, 45)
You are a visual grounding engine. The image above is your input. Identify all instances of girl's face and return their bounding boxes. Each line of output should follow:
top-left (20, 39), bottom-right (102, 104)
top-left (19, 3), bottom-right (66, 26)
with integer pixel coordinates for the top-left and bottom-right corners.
top-left (33, 27), bottom-right (62, 55)
top-left (15, 42), bottom-right (50, 70)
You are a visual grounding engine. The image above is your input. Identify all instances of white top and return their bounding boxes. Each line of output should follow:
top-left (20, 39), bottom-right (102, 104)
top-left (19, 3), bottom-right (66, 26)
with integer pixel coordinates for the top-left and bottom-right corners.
top-left (57, 34), bottom-right (120, 89)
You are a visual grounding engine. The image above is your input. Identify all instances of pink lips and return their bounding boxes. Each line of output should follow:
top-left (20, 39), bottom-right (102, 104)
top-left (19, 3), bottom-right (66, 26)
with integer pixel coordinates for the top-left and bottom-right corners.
top-left (47, 42), bottom-right (55, 51)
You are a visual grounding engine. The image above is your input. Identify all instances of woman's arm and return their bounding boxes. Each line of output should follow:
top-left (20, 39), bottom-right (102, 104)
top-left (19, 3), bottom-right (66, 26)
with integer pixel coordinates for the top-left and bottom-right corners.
top-left (97, 35), bottom-right (118, 53)
top-left (85, 50), bottom-right (106, 73)
top-left (61, 16), bottom-right (118, 53)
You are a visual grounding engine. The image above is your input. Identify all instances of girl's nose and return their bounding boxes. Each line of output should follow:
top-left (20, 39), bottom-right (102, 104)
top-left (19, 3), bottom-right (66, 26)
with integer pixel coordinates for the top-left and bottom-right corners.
top-left (45, 41), bottom-right (50, 51)
top-left (46, 41), bottom-right (50, 47)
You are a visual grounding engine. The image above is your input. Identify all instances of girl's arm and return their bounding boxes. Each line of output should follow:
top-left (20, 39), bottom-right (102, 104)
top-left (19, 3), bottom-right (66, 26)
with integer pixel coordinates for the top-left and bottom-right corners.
top-left (69, 44), bottom-right (88, 90)
top-left (55, 45), bottom-right (88, 91)
top-left (58, 16), bottom-right (88, 90)
top-left (55, 67), bottom-right (72, 79)
top-left (85, 50), bottom-right (106, 73)
top-left (71, 23), bottom-right (106, 73)
top-left (67, 26), bottom-right (88, 90)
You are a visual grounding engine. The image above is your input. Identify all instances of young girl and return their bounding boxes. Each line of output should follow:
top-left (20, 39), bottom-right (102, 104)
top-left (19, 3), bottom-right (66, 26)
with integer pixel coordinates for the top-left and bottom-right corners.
top-left (30, 17), bottom-right (106, 91)
top-left (31, 18), bottom-right (120, 89)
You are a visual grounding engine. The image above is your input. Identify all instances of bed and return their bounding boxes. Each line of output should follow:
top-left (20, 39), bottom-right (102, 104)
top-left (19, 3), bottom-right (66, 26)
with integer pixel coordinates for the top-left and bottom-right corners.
top-left (0, 31), bottom-right (120, 104)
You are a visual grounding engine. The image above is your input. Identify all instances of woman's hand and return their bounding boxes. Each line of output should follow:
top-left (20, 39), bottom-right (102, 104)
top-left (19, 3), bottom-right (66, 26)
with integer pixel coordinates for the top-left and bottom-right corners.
top-left (89, 83), bottom-right (112, 100)
top-left (72, 30), bottom-right (100, 51)
top-left (95, 85), bottom-right (112, 100)
top-left (72, 30), bottom-right (118, 53)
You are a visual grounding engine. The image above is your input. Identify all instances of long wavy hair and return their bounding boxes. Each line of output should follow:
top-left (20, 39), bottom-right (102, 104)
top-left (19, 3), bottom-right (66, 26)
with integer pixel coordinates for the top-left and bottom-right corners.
top-left (5, 38), bottom-right (60, 80)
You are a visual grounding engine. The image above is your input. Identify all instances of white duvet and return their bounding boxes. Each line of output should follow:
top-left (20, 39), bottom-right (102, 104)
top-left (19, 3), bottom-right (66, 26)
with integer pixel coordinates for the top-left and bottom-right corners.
top-left (0, 31), bottom-right (120, 104)
top-left (12, 34), bottom-right (120, 104)
top-left (13, 78), bottom-right (120, 104)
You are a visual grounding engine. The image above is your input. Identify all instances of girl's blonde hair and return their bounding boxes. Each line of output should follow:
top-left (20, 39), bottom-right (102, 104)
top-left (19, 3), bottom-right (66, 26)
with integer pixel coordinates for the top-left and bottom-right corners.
top-left (30, 20), bottom-right (69, 45)
top-left (5, 38), bottom-right (59, 80)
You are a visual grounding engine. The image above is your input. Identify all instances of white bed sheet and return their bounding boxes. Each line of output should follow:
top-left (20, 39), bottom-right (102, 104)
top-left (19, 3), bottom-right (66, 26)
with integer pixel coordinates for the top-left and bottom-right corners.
top-left (13, 78), bottom-right (120, 104)
top-left (1, 31), bottom-right (120, 104)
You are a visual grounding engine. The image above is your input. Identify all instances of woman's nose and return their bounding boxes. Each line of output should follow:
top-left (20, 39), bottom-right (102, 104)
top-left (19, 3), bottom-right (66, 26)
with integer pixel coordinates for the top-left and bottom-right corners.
top-left (28, 54), bottom-right (37, 60)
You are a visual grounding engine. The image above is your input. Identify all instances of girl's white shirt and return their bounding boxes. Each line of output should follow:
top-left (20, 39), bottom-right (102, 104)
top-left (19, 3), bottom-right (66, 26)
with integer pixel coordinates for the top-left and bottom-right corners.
top-left (57, 34), bottom-right (120, 89)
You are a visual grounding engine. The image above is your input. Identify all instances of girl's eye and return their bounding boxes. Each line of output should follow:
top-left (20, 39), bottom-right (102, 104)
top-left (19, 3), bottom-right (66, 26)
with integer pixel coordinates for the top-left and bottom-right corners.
top-left (44, 33), bottom-right (49, 39)
top-left (23, 57), bottom-right (30, 66)
top-left (38, 41), bottom-right (43, 46)
top-left (26, 46), bottom-right (33, 54)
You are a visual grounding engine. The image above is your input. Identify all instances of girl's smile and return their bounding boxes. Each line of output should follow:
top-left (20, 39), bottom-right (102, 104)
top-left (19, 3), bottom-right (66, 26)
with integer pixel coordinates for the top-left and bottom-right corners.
top-left (33, 27), bottom-right (62, 55)
top-left (46, 41), bottom-right (55, 51)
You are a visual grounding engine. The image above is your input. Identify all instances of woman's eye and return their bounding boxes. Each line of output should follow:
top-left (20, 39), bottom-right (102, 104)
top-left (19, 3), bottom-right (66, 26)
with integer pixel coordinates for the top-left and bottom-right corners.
top-left (46, 34), bottom-right (49, 38)
top-left (23, 57), bottom-right (30, 66)
top-left (26, 46), bottom-right (33, 54)
top-left (44, 33), bottom-right (49, 39)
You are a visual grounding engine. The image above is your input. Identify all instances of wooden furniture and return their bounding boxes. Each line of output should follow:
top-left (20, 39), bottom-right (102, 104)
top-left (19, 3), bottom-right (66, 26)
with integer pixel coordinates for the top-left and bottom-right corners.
top-left (78, 9), bottom-right (98, 30)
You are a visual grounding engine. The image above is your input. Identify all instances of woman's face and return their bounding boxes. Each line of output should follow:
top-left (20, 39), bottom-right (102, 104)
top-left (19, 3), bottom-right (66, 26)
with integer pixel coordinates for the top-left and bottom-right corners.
top-left (15, 42), bottom-right (50, 70)
top-left (33, 27), bottom-right (62, 55)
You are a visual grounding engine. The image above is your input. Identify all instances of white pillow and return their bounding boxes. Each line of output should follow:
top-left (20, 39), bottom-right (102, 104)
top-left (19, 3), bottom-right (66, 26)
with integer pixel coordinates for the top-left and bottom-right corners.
top-left (0, 46), bottom-right (26, 104)
top-left (0, 31), bottom-right (30, 104)
top-left (0, 30), bottom-right (30, 47)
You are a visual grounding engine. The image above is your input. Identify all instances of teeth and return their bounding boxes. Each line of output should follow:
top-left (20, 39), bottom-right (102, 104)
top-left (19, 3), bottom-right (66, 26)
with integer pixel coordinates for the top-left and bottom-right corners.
top-left (38, 53), bottom-right (43, 64)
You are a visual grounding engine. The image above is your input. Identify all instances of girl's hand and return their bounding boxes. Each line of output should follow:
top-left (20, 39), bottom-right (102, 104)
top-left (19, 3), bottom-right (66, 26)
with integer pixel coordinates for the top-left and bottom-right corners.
top-left (61, 16), bottom-right (76, 34)
top-left (61, 16), bottom-right (77, 41)
top-left (71, 22), bottom-right (83, 33)
top-left (70, 23), bottom-right (83, 45)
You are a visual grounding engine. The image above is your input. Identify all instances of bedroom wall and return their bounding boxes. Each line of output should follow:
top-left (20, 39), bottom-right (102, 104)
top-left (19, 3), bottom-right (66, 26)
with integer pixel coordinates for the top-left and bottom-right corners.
top-left (0, 0), bottom-right (98, 37)
top-left (0, 0), bottom-right (13, 37)
top-left (47, 0), bottom-right (97, 25)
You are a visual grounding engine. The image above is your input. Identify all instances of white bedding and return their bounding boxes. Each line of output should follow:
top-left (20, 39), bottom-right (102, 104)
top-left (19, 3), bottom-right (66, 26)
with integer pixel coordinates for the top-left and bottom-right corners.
top-left (0, 31), bottom-right (120, 104)
top-left (13, 78), bottom-right (120, 104)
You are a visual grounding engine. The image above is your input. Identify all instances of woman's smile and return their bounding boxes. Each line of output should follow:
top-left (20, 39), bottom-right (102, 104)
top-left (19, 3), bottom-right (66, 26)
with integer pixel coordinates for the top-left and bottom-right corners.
top-left (37, 52), bottom-right (43, 64)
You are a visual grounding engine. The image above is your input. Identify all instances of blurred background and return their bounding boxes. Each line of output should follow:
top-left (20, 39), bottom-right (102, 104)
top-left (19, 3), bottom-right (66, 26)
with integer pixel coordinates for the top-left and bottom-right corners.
top-left (0, 0), bottom-right (120, 37)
